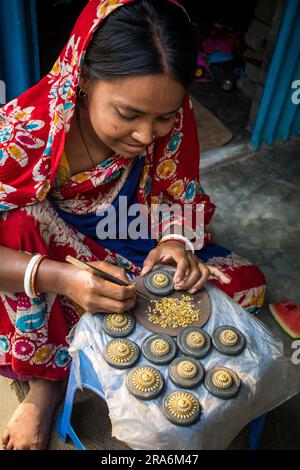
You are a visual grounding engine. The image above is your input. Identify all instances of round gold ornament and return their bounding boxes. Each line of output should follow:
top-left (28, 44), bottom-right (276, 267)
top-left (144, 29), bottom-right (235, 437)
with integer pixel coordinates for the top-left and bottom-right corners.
top-left (150, 338), bottom-right (170, 356)
top-left (220, 329), bottom-right (239, 346)
top-left (104, 339), bottom-right (140, 369)
top-left (127, 365), bottom-right (164, 400)
top-left (177, 360), bottom-right (198, 379)
top-left (186, 331), bottom-right (205, 349)
top-left (163, 391), bottom-right (201, 426)
top-left (142, 334), bottom-right (177, 365)
top-left (212, 325), bottom-right (246, 356)
top-left (177, 327), bottom-right (211, 359)
top-left (103, 311), bottom-right (135, 338)
top-left (205, 366), bottom-right (241, 399)
top-left (143, 268), bottom-right (174, 296)
top-left (151, 273), bottom-right (170, 288)
top-left (169, 356), bottom-right (204, 389)
top-left (212, 369), bottom-right (233, 389)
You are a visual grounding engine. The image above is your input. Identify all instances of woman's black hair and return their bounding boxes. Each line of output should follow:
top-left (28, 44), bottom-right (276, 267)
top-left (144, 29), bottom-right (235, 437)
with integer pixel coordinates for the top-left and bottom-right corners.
top-left (84, 0), bottom-right (197, 90)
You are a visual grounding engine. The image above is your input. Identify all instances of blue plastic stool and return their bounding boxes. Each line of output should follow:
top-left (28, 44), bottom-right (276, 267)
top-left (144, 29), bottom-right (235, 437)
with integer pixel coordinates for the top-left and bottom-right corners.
top-left (248, 415), bottom-right (266, 450)
top-left (56, 351), bottom-right (266, 450)
top-left (56, 350), bottom-right (105, 450)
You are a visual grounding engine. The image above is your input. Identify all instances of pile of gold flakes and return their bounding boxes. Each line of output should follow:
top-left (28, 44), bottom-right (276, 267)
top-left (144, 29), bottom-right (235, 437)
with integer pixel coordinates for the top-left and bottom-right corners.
top-left (147, 295), bottom-right (201, 329)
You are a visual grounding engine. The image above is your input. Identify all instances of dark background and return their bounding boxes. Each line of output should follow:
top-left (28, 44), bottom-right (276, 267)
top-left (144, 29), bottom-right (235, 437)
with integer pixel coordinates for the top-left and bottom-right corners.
top-left (37, 0), bottom-right (258, 76)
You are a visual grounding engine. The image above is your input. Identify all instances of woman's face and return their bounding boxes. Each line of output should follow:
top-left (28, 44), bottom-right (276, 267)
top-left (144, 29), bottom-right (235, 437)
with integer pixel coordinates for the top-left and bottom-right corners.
top-left (80, 73), bottom-right (186, 158)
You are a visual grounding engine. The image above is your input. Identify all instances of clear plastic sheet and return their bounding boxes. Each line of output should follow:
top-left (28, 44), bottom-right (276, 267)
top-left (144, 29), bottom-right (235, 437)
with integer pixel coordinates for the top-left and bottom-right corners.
top-left (68, 278), bottom-right (300, 450)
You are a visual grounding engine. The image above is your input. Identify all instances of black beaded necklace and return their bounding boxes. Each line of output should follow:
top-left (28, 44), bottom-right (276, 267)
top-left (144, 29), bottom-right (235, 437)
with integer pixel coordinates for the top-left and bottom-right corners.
top-left (76, 106), bottom-right (97, 168)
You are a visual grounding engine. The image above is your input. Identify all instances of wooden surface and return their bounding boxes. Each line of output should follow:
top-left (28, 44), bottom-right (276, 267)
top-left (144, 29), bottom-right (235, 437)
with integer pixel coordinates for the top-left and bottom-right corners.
top-left (133, 274), bottom-right (211, 337)
top-left (191, 97), bottom-right (233, 151)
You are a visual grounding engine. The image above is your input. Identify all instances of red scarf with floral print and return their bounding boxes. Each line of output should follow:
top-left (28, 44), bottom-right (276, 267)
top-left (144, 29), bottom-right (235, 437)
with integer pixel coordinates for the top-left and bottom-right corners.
top-left (0, 0), bottom-right (215, 238)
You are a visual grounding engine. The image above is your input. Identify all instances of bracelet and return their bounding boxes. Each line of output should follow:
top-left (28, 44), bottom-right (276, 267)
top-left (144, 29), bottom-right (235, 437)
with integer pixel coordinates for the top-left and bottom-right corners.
top-left (158, 234), bottom-right (195, 254)
top-left (158, 239), bottom-right (186, 248)
top-left (24, 254), bottom-right (47, 298)
top-left (30, 255), bottom-right (47, 298)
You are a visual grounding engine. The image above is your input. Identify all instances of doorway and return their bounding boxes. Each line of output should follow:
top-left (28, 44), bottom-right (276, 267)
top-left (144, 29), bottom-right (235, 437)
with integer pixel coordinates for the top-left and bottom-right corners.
top-left (182, 0), bottom-right (281, 153)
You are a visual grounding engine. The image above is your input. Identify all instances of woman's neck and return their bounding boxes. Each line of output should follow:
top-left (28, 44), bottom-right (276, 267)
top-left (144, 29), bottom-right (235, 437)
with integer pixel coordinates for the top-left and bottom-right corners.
top-left (65, 105), bottom-right (114, 175)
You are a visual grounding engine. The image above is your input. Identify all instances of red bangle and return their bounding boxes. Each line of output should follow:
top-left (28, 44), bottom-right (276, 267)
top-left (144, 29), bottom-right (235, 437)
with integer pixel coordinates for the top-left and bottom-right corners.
top-left (30, 255), bottom-right (48, 297)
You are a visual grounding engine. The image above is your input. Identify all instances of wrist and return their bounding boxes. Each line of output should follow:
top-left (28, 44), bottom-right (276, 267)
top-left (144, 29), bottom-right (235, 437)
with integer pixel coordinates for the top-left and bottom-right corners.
top-left (35, 259), bottom-right (74, 296)
top-left (158, 234), bottom-right (195, 253)
top-left (24, 254), bottom-right (47, 298)
top-left (158, 239), bottom-right (186, 248)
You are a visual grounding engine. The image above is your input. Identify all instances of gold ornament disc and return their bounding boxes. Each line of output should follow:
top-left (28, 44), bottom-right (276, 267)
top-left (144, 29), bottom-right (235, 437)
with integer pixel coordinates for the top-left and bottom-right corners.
top-left (219, 329), bottom-right (239, 346)
top-left (212, 369), bottom-right (233, 389)
top-left (176, 360), bottom-right (198, 379)
top-left (150, 339), bottom-right (170, 356)
top-left (166, 392), bottom-right (198, 419)
top-left (130, 366), bottom-right (162, 392)
top-left (186, 331), bottom-right (205, 349)
top-left (151, 273), bottom-right (170, 288)
top-left (105, 312), bottom-right (132, 331)
top-left (106, 340), bottom-right (134, 363)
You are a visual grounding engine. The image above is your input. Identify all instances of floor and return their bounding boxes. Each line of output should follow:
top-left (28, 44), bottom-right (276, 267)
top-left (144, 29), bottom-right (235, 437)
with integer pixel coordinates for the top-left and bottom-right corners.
top-left (0, 377), bottom-right (19, 448)
top-left (0, 139), bottom-right (299, 450)
top-left (190, 80), bottom-right (252, 145)
top-left (201, 137), bottom-right (300, 449)
top-left (202, 138), bottom-right (300, 306)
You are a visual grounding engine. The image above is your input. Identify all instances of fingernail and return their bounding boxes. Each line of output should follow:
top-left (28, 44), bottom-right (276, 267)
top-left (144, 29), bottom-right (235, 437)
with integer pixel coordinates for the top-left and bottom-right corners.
top-left (189, 288), bottom-right (197, 294)
top-left (174, 282), bottom-right (183, 289)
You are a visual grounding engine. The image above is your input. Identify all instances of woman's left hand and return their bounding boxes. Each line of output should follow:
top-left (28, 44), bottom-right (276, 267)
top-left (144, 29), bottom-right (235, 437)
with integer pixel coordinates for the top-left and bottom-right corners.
top-left (141, 241), bottom-right (231, 294)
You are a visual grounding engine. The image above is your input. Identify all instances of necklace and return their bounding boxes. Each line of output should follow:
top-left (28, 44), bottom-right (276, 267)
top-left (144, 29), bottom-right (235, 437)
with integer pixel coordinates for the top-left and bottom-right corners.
top-left (76, 106), bottom-right (97, 168)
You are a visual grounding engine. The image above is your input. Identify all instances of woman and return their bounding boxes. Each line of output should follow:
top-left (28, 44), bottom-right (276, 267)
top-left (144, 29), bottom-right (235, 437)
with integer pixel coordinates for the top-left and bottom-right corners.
top-left (0, 0), bottom-right (265, 450)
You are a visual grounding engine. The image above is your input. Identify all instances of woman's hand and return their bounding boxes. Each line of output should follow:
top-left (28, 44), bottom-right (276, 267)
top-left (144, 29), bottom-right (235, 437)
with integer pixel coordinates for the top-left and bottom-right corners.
top-left (54, 260), bottom-right (136, 314)
top-left (141, 241), bottom-right (231, 294)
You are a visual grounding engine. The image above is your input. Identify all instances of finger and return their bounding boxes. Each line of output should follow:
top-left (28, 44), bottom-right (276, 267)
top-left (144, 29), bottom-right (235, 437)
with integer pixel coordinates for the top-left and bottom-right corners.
top-left (141, 250), bottom-right (158, 275)
top-left (91, 275), bottom-right (136, 301)
top-left (2, 430), bottom-right (9, 449)
top-left (175, 254), bottom-right (201, 291)
top-left (89, 260), bottom-right (130, 284)
top-left (173, 253), bottom-right (191, 284)
top-left (207, 265), bottom-right (231, 284)
top-left (186, 262), bottom-right (210, 293)
top-left (5, 439), bottom-right (14, 451)
top-left (88, 293), bottom-right (136, 314)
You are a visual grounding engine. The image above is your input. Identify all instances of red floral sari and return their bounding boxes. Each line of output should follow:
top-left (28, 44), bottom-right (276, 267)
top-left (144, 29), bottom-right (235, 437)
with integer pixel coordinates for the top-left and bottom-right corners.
top-left (0, 0), bottom-right (265, 381)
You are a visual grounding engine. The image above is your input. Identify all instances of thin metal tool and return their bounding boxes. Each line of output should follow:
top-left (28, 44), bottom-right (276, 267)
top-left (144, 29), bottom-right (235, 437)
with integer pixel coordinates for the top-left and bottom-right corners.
top-left (65, 255), bottom-right (150, 301)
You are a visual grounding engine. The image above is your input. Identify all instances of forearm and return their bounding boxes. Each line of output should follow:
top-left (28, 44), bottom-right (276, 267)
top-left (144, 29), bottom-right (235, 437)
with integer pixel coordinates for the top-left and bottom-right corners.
top-left (0, 245), bottom-right (69, 295)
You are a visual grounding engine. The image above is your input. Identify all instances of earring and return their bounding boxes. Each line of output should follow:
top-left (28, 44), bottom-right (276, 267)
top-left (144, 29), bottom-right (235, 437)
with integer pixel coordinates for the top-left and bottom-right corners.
top-left (152, 132), bottom-right (156, 140)
top-left (78, 87), bottom-right (86, 98)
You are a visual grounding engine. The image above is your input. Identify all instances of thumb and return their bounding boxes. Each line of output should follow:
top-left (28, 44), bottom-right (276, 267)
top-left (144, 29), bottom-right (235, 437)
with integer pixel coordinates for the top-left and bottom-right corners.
top-left (141, 252), bottom-right (157, 276)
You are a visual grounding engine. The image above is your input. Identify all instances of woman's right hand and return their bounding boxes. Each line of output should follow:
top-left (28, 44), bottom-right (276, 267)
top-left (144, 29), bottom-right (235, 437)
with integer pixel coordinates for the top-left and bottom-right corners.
top-left (40, 259), bottom-right (137, 314)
